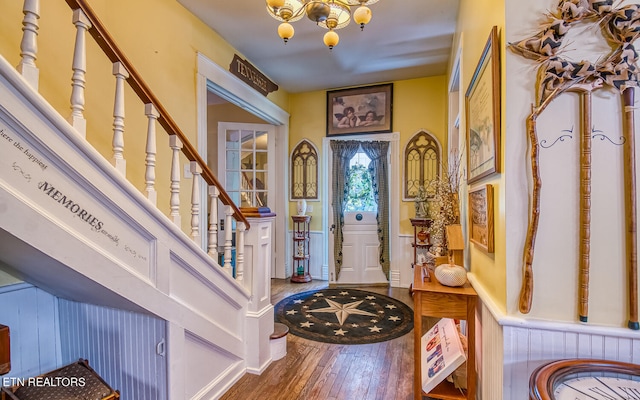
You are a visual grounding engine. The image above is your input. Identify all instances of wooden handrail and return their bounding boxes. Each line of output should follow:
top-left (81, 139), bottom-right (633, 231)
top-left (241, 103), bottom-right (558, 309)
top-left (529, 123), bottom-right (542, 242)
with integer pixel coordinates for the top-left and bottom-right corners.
top-left (64, 0), bottom-right (249, 229)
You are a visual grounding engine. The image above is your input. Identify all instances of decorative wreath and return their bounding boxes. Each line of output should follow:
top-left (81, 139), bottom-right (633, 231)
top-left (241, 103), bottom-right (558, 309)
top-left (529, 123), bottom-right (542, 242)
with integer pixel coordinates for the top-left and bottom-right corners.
top-left (510, 0), bottom-right (640, 106)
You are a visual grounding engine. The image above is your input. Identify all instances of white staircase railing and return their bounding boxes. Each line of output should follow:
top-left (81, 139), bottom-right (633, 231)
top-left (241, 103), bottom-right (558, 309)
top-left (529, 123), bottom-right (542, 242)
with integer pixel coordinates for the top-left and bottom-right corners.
top-left (15, 0), bottom-right (250, 283)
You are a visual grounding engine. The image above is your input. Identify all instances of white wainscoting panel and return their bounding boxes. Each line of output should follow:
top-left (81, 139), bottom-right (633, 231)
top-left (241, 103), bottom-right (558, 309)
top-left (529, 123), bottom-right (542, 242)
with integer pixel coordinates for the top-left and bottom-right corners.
top-left (168, 251), bottom-right (243, 332)
top-left (57, 299), bottom-right (167, 400)
top-left (309, 230), bottom-right (325, 280)
top-left (470, 273), bottom-right (640, 399)
top-left (183, 331), bottom-right (243, 399)
top-left (0, 283), bottom-right (60, 378)
top-left (503, 323), bottom-right (640, 398)
top-left (479, 301), bottom-right (503, 400)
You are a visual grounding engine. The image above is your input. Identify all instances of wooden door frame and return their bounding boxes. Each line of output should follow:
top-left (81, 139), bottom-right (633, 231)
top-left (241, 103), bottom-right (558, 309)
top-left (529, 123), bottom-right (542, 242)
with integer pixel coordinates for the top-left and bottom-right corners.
top-left (196, 53), bottom-right (290, 279)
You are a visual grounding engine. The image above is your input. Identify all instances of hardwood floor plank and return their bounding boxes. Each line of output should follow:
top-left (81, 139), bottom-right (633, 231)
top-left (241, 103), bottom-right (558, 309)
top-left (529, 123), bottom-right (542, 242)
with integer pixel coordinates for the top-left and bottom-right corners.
top-left (221, 279), bottom-right (417, 400)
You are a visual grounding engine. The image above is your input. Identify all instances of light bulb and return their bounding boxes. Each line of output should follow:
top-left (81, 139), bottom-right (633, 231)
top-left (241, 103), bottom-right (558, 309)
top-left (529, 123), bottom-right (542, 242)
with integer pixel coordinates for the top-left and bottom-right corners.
top-left (278, 22), bottom-right (294, 43)
top-left (353, 5), bottom-right (371, 30)
top-left (266, 0), bottom-right (285, 8)
top-left (323, 30), bottom-right (339, 49)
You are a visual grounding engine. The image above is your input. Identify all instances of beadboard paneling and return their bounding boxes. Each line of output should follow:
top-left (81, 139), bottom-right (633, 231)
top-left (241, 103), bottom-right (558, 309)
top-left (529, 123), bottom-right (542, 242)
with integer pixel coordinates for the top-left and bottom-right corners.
top-left (479, 302), bottom-right (503, 400)
top-left (0, 283), bottom-right (60, 378)
top-left (58, 299), bottom-right (167, 400)
top-left (502, 322), bottom-right (640, 398)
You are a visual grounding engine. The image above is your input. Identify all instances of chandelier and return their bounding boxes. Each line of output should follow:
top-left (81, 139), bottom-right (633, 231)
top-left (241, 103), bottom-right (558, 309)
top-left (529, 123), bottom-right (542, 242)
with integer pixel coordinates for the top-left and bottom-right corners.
top-left (265, 0), bottom-right (380, 49)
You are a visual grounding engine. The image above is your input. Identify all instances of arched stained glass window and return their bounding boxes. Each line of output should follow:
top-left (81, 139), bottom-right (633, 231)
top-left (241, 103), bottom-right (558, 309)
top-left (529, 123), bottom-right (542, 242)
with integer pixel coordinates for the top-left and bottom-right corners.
top-left (291, 139), bottom-right (318, 200)
top-left (404, 131), bottom-right (441, 199)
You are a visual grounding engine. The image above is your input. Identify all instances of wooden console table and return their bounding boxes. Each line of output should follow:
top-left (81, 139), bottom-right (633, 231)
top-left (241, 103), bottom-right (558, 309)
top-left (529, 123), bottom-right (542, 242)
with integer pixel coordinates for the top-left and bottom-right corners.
top-left (413, 266), bottom-right (478, 400)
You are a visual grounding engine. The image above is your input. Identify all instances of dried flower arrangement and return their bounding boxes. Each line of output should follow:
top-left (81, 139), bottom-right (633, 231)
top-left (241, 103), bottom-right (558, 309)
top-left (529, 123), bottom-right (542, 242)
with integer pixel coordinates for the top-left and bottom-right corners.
top-left (426, 150), bottom-right (463, 254)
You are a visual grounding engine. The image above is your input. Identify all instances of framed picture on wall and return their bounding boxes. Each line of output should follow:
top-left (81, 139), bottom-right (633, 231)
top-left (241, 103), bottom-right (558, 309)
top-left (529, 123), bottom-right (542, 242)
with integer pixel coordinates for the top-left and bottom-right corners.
top-left (326, 83), bottom-right (393, 136)
top-left (469, 184), bottom-right (494, 253)
top-left (465, 26), bottom-right (500, 184)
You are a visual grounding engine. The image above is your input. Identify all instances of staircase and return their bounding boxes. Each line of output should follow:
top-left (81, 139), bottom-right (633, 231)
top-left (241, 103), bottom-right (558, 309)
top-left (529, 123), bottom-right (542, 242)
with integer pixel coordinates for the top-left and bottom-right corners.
top-left (0, 1), bottom-right (275, 398)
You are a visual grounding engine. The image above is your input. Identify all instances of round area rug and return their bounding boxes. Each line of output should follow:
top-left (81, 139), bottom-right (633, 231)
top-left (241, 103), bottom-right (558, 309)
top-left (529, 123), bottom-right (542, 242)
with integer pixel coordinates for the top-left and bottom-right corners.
top-left (274, 288), bottom-right (413, 345)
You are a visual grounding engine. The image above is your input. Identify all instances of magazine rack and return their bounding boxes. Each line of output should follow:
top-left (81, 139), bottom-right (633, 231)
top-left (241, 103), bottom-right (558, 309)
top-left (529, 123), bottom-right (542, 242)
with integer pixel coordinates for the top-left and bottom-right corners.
top-left (413, 265), bottom-right (478, 399)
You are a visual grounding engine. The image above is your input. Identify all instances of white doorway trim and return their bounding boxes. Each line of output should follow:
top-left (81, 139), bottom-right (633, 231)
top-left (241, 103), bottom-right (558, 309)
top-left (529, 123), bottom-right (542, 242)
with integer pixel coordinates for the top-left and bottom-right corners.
top-left (322, 132), bottom-right (401, 286)
top-left (196, 52), bottom-right (290, 279)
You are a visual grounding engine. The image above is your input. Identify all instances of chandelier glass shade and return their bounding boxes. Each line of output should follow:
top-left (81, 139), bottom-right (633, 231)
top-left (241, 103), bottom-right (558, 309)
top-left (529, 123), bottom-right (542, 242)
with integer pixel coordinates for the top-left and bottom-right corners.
top-left (265, 0), bottom-right (381, 49)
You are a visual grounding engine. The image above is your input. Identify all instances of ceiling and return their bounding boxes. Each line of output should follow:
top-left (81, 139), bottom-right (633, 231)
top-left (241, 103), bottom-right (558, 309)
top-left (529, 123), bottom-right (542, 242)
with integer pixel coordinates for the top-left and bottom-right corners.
top-left (178, 0), bottom-right (460, 94)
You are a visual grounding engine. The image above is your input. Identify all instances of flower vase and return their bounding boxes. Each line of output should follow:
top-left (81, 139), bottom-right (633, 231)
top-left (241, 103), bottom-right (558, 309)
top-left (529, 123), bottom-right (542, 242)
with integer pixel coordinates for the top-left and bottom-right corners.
top-left (296, 199), bottom-right (307, 215)
top-left (416, 229), bottom-right (429, 244)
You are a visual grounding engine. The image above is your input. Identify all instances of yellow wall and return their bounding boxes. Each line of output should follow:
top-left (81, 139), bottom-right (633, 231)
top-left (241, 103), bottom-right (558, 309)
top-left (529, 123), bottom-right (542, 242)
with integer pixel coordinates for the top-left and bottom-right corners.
top-left (288, 77), bottom-right (448, 232)
top-left (455, 0), bottom-right (506, 310)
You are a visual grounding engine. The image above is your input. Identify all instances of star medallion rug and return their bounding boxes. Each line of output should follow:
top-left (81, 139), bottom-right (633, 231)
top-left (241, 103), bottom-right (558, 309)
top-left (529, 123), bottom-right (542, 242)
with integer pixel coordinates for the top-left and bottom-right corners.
top-left (274, 288), bottom-right (414, 345)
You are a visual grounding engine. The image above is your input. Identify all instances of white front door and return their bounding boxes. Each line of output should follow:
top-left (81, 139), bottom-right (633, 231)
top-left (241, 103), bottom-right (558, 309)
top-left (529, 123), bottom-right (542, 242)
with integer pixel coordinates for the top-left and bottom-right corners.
top-left (339, 211), bottom-right (387, 284)
top-left (327, 140), bottom-right (389, 285)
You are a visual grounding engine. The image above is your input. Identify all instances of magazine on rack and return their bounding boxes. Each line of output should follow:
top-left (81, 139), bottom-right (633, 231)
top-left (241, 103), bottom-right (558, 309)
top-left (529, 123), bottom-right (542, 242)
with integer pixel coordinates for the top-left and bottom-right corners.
top-left (420, 318), bottom-right (467, 394)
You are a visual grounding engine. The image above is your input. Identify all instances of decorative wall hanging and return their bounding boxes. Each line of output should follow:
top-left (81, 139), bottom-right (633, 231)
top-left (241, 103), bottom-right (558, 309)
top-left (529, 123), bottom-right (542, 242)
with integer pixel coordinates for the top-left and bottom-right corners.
top-left (509, 0), bottom-right (640, 330)
top-left (403, 130), bottom-right (441, 200)
top-left (290, 139), bottom-right (319, 200)
top-left (327, 83), bottom-right (393, 136)
top-left (468, 184), bottom-right (494, 253)
top-left (466, 26), bottom-right (501, 184)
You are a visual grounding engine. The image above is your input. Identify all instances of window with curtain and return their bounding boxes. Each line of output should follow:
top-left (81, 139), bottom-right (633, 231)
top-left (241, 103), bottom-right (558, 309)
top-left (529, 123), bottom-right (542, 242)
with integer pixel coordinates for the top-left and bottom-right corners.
top-left (404, 130), bottom-right (441, 199)
top-left (290, 139), bottom-right (318, 200)
top-left (345, 151), bottom-right (376, 212)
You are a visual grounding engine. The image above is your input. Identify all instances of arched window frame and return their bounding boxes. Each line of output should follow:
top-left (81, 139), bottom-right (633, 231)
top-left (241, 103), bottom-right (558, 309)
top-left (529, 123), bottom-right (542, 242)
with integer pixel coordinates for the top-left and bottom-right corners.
top-left (290, 139), bottom-right (319, 200)
top-left (403, 130), bottom-right (442, 200)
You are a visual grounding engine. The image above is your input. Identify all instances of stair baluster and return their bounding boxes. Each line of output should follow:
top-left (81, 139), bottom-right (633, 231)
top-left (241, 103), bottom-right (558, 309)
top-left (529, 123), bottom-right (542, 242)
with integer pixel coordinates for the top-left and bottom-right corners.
top-left (236, 222), bottom-right (246, 283)
top-left (223, 205), bottom-right (233, 276)
top-left (17, 0), bottom-right (40, 90)
top-left (144, 103), bottom-right (159, 206)
top-left (111, 61), bottom-right (129, 175)
top-left (190, 161), bottom-right (202, 242)
top-left (208, 187), bottom-right (220, 260)
top-left (169, 135), bottom-right (183, 226)
top-left (69, 8), bottom-right (91, 137)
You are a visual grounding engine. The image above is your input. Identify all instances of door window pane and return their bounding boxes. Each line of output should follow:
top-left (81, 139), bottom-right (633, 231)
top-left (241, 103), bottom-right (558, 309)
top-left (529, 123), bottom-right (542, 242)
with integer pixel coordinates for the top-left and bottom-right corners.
top-left (225, 128), bottom-right (269, 208)
top-left (345, 151), bottom-right (376, 212)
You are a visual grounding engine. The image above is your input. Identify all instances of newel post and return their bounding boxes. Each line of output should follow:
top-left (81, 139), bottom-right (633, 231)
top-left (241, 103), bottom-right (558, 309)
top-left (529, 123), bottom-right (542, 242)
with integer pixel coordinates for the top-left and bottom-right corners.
top-left (242, 215), bottom-right (275, 374)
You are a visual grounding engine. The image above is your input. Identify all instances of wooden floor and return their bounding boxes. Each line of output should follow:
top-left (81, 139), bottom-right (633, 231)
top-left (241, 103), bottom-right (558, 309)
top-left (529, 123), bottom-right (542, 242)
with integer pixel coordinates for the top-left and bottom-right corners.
top-left (220, 279), bottom-right (417, 400)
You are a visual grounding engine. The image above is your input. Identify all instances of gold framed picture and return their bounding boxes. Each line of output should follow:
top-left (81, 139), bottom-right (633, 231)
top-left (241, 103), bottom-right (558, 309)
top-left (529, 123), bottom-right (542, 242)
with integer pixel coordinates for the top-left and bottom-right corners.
top-left (326, 83), bottom-right (393, 136)
top-left (469, 184), bottom-right (494, 253)
top-left (465, 26), bottom-right (501, 184)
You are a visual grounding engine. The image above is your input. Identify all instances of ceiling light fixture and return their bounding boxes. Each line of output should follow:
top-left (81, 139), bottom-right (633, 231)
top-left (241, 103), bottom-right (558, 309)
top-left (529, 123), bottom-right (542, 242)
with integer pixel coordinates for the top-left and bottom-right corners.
top-left (265, 0), bottom-right (379, 50)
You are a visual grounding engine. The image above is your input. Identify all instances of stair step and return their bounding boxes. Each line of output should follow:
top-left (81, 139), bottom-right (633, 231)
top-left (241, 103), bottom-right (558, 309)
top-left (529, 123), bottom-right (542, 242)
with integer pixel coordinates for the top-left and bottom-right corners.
top-left (270, 322), bottom-right (289, 339)
top-left (270, 322), bottom-right (289, 361)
